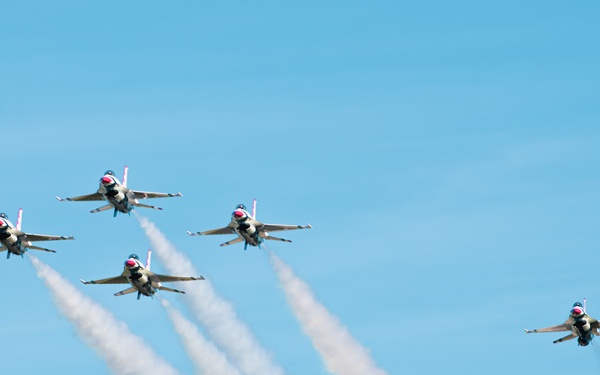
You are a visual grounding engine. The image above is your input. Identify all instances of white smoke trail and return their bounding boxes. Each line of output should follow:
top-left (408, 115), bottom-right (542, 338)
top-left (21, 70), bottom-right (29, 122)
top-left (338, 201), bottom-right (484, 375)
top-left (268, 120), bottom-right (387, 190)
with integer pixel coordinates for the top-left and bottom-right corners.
top-left (135, 215), bottom-right (286, 375)
top-left (158, 297), bottom-right (243, 375)
top-left (28, 255), bottom-right (180, 375)
top-left (269, 251), bottom-right (388, 375)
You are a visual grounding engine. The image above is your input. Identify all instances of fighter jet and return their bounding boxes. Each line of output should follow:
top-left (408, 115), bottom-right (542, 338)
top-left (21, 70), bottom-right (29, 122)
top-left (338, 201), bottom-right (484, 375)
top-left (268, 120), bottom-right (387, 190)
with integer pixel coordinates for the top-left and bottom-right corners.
top-left (80, 250), bottom-right (204, 300)
top-left (56, 166), bottom-right (182, 217)
top-left (187, 199), bottom-right (311, 250)
top-left (525, 299), bottom-right (600, 346)
top-left (0, 209), bottom-right (74, 259)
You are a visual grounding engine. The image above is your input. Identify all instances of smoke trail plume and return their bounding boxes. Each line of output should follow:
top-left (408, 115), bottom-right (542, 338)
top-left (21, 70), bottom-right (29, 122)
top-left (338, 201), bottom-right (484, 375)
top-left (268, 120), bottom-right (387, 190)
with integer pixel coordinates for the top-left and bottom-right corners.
top-left (269, 251), bottom-right (388, 375)
top-left (29, 255), bottom-right (180, 375)
top-left (158, 297), bottom-right (242, 375)
top-left (136, 215), bottom-right (286, 375)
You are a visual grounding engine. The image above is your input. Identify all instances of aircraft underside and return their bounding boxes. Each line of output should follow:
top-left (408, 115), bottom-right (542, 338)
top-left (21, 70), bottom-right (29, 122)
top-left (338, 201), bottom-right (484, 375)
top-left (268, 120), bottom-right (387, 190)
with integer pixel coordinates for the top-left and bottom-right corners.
top-left (105, 195), bottom-right (132, 214)
top-left (0, 238), bottom-right (27, 258)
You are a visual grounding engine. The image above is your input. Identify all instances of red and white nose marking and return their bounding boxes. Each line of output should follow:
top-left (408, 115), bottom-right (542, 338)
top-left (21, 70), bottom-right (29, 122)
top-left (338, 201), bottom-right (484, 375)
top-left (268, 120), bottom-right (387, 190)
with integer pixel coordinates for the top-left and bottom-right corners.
top-left (573, 307), bottom-right (583, 315)
top-left (233, 210), bottom-right (245, 219)
top-left (125, 259), bottom-right (137, 268)
top-left (101, 176), bottom-right (113, 184)
top-left (0, 221), bottom-right (4, 227)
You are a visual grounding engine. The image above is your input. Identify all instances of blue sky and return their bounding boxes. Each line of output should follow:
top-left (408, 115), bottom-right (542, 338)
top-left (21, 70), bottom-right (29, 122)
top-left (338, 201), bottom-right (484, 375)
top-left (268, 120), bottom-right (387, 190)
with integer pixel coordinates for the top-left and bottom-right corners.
top-left (1, 1), bottom-right (600, 374)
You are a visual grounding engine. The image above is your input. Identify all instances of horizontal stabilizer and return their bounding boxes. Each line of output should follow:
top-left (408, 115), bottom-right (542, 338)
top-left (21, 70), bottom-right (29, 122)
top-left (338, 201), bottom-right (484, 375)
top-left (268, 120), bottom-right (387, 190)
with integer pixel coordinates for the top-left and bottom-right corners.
top-left (264, 236), bottom-right (292, 243)
top-left (553, 333), bottom-right (577, 344)
top-left (114, 287), bottom-right (137, 297)
top-left (134, 203), bottom-right (163, 210)
top-left (29, 245), bottom-right (57, 253)
top-left (91, 204), bottom-right (113, 214)
top-left (158, 286), bottom-right (186, 294)
top-left (220, 237), bottom-right (244, 247)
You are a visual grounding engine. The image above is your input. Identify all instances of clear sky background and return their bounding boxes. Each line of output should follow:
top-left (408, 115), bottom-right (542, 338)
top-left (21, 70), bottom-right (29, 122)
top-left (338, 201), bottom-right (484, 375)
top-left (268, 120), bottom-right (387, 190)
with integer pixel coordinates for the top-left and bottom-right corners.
top-left (1, 1), bottom-right (600, 374)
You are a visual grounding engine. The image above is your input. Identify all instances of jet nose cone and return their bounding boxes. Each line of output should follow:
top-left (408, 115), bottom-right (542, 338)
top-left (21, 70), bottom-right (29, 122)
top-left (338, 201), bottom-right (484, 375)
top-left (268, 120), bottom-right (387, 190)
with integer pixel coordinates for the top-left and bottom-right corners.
top-left (573, 307), bottom-right (583, 315)
top-left (233, 210), bottom-right (245, 218)
top-left (0, 221), bottom-right (4, 226)
top-left (101, 176), bottom-right (112, 184)
top-left (125, 259), bottom-right (137, 268)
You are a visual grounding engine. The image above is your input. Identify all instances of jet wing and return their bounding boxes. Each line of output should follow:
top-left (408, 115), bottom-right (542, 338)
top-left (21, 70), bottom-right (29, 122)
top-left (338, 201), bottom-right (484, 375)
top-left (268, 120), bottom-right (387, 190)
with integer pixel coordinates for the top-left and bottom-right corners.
top-left (21, 233), bottom-right (74, 242)
top-left (525, 323), bottom-right (572, 333)
top-left (190, 227), bottom-right (236, 236)
top-left (153, 274), bottom-right (205, 283)
top-left (80, 276), bottom-right (129, 285)
top-left (56, 192), bottom-right (104, 202)
top-left (131, 190), bottom-right (182, 199)
top-left (261, 223), bottom-right (312, 232)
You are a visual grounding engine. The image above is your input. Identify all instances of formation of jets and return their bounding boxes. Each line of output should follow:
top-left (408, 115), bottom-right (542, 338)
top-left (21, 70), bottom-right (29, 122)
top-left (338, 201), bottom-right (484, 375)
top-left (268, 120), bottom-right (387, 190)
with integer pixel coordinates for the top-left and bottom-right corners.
top-left (16, 164), bottom-right (594, 351)
top-left (9, 166), bottom-right (311, 299)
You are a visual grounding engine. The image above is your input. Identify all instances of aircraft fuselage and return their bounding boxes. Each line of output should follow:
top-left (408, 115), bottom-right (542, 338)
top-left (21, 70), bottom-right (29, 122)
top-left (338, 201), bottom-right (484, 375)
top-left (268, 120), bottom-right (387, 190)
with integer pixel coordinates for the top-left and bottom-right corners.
top-left (98, 183), bottom-right (132, 214)
top-left (231, 216), bottom-right (264, 247)
top-left (123, 264), bottom-right (156, 297)
top-left (0, 220), bottom-right (30, 256)
top-left (572, 317), bottom-right (594, 346)
top-left (0, 231), bottom-right (27, 256)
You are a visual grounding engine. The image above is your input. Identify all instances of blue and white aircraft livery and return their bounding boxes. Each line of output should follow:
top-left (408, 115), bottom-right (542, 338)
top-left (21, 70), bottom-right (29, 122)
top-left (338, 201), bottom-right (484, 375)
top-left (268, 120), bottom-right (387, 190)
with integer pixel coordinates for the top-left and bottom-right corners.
top-left (187, 199), bottom-right (311, 250)
top-left (80, 250), bottom-right (204, 300)
top-left (56, 166), bottom-right (182, 217)
top-left (0, 208), bottom-right (74, 258)
top-left (525, 299), bottom-right (600, 346)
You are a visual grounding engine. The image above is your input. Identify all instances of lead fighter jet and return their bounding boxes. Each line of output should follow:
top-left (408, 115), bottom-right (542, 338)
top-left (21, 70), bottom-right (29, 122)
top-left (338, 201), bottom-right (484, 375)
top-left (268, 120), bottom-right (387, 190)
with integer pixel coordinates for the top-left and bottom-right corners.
top-left (187, 199), bottom-right (311, 250)
top-left (56, 166), bottom-right (182, 217)
top-left (0, 208), bottom-right (74, 258)
top-left (80, 250), bottom-right (204, 300)
top-left (525, 299), bottom-right (600, 346)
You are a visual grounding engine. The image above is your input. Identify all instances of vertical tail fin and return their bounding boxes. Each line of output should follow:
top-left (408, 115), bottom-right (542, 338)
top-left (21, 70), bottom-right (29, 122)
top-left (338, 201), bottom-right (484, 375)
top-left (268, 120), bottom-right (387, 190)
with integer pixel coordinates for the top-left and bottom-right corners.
top-left (584, 298), bottom-right (587, 314)
top-left (146, 249), bottom-right (152, 270)
top-left (252, 198), bottom-right (257, 219)
top-left (16, 208), bottom-right (23, 231)
top-left (122, 165), bottom-right (129, 188)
